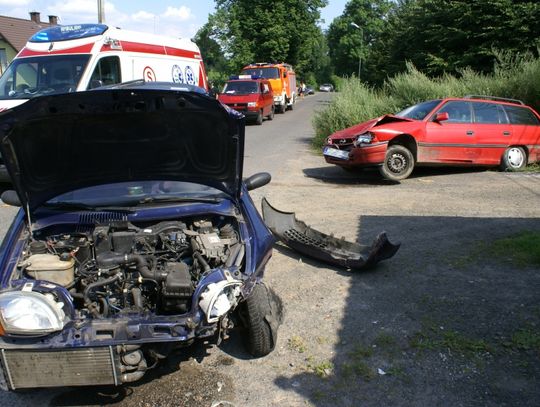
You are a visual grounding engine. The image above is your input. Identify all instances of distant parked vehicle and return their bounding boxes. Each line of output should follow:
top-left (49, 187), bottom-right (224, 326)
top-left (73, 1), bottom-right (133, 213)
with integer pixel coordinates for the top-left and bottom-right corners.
top-left (319, 83), bottom-right (334, 92)
top-left (323, 96), bottom-right (540, 181)
top-left (304, 86), bottom-right (315, 95)
top-left (217, 75), bottom-right (275, 125)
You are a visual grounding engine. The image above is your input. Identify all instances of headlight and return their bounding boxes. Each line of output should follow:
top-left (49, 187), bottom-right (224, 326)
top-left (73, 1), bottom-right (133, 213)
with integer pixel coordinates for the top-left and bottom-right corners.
top-left (354, 133), bottom-right (373, 146)
top-left (247, 102), bottom-right (257, 107)
top-left (199, 281), bottom-right (241, 323)
top-left (0, 291), bottom-right (66, 336)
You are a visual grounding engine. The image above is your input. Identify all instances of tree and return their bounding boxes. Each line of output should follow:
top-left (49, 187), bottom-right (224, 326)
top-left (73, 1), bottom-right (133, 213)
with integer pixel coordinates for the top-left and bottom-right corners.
top-left (372, 0), bottom-right (540, 79)
top-left (205, 0), bottom-right (328, 81)
top-left (326, 0), bottom-right (394, 83)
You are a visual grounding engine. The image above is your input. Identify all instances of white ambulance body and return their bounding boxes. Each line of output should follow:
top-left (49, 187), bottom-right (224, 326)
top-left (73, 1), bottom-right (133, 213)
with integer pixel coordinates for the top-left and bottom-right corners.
top-left (0, 24), bottom-right (208, 111)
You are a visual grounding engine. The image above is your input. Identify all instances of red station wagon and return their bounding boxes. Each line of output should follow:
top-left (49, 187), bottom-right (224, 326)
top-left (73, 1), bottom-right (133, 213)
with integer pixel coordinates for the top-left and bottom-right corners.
top-left (323, 96), bottom-right (540, 181)
top-left (217, 75), bottom-right (275, 125)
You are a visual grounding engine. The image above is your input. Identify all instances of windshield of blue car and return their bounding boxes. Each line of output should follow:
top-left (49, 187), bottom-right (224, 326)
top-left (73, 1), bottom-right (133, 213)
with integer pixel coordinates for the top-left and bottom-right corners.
top-left (222, 81), bottom-right (259, 95)
top-left (241, 67), bottom-right (279, 79)
top-left (0, 54), bottom-right (90, 100)
top-left (395, 99), bottom-right (442, 120)
top-left (45, 181), bottom-right (227, 208)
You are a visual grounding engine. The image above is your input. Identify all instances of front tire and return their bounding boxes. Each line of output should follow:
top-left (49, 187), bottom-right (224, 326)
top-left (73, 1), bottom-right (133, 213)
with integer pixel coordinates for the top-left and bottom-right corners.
top-left (255, 110), bottom-right (263, 125)
top-left (379, 145), bottom-right (415, 181)
top-left (240, 283), bottom-right (279, 357)
top-left (267, 106), bottom-right (275, 121)
top-left (501, 146), bottom-right (527, 171)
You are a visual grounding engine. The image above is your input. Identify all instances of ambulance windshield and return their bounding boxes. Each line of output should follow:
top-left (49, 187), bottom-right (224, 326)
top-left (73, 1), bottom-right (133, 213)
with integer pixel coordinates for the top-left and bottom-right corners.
top-left (241, 67), bottom-right (280, 79)
top-left (0, 55), bottom-right (90, 100)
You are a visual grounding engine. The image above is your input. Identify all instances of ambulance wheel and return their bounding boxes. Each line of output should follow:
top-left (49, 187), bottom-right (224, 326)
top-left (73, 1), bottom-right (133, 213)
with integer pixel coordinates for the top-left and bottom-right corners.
top-left (255, 110), bottom-right (263, 125)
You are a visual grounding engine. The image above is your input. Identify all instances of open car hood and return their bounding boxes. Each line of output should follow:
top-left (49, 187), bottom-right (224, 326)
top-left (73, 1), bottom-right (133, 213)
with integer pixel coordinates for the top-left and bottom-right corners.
top-left (329, 115), bottom-right (413, 139)
top-left (0, 86), bottom-right (244, 211)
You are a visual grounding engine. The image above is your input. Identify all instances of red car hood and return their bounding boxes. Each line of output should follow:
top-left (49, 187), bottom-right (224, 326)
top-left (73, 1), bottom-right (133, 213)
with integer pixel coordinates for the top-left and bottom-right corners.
top-left (329, 115), bottom-right (413, 139)
top-left (218, 93), bottom-right (258, 104)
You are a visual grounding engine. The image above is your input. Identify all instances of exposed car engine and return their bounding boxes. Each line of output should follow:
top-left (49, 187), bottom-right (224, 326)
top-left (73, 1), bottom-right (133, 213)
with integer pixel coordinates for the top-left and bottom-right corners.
top-left (18, 217), bottom-right (243, 318)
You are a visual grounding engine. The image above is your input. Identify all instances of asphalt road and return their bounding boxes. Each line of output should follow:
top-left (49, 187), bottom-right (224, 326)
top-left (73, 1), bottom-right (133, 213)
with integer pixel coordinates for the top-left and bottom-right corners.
top-left (1, 92), bottom-right (540, 406)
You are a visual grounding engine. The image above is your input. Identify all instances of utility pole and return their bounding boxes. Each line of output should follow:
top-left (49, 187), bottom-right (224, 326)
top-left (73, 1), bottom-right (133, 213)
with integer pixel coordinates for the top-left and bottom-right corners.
top-left (350, 22), bottom-right (363, 80)
top-left (97, 0), bottom-right (105, 23)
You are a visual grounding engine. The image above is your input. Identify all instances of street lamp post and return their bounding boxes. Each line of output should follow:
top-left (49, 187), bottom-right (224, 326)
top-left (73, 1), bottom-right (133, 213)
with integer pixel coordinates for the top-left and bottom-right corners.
top-left (97, 0), bottom-right (105, 23)
top-left (350, 22), bottom-right (363, 80)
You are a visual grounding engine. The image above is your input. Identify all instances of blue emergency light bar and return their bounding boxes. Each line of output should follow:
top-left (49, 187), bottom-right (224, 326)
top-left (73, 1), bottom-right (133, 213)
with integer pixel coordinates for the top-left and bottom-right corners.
top-left (228, 74), bottom-right (261, 80)
top-left (30, 24), bottom-right (109, 43)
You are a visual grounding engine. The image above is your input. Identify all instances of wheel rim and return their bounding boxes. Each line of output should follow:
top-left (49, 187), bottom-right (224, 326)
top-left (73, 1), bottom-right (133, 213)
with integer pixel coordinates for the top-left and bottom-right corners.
top-left (387, 152), bottom-right (408, 174)
top-left (507, 148), bottom-right (524, 168)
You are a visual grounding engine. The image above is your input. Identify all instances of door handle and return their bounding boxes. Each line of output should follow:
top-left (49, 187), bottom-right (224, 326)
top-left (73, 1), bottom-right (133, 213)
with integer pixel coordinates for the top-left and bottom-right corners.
top-left (466, 130), bottom-right (474, 136)
top-left (503, 131), bottom-right (511, 136)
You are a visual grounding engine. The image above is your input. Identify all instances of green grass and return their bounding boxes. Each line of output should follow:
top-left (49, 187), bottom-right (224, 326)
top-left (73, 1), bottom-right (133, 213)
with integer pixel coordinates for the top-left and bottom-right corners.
top-left (410, 330), bottom-right (491, 355)
top-left (309, 360), bottom-right (334, 378)
top-left (288, 335), bottom-right (307, 353)
top-left (341, 360), bottom-right (376, 381)
top-left (503, 328), bottom-right (540, 352)
top-left (449, 231), bottom-right (540, 269)
top-left (487, 231), bottom-right (540, 267)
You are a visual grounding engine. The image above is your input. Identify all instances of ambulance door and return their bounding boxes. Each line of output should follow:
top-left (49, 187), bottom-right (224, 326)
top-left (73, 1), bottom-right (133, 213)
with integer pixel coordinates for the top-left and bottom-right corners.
top-left (86, 56), bottom-right (122, 89)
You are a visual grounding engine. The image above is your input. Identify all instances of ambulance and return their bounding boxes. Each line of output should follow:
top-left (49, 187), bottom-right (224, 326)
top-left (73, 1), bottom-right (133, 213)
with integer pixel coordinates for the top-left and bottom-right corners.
top-left (240, 63), bottom-right (296, 113)
top-left (0, 23), bottom-right (208, 111)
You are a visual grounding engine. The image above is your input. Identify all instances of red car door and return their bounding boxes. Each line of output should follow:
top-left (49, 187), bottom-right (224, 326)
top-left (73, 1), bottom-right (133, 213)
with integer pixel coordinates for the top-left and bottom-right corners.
top-left (470, 101), bottom-right (511, 165)
top-left (422, 101), bottom-right (477, 163)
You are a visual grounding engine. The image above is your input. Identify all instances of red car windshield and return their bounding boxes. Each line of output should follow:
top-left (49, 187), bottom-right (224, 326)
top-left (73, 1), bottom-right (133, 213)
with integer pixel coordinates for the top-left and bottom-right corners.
top-left (395, 99), bottom-right (441, 120)
top-left (222, 81), bottom-right (259, 95)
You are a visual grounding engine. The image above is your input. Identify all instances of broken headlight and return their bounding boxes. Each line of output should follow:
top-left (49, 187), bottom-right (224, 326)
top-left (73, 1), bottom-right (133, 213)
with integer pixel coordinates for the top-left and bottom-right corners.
top-left (199, 281), bottom-right (241, 323)
top-left (0, 291), bottom-right (66, 336)
top-left (353, 133), bottom-right (373, 146)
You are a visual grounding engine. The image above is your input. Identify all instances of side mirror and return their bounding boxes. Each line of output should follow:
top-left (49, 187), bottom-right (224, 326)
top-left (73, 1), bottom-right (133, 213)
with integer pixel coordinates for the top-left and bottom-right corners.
top-left (244, 172), bottom-right (271, 191)
top-left (89, 79), bottom-right (104, 89)
top-left (435, 112), bottom-right (449, 122)
top-left (1, 190), bottom-right (21, 207)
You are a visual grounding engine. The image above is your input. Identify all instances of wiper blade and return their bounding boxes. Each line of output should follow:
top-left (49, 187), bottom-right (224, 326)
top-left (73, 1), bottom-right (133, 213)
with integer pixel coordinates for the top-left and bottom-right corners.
top-left (137, 196), bottom-right (223, 205)
top-left (42, 202), bottom-right (135, 212)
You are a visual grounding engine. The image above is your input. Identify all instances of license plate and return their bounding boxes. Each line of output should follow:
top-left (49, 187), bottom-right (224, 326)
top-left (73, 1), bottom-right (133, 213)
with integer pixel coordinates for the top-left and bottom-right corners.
top-left (323, 146), bottom-right (349, 160)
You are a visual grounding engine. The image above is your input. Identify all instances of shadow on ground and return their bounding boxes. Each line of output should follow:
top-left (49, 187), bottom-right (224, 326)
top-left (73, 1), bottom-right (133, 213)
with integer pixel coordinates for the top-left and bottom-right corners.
top-left (303, 165), bottom-right (490, 185)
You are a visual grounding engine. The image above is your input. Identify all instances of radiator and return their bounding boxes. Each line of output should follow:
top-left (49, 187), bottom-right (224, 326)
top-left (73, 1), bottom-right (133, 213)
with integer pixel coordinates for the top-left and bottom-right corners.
top-left (0, 347), bottom-right (120, 389)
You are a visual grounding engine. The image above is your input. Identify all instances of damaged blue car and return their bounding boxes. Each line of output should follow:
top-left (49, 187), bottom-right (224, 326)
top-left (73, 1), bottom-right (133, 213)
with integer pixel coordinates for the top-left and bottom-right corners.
top-left (0, 83), bottom-right (280, 390)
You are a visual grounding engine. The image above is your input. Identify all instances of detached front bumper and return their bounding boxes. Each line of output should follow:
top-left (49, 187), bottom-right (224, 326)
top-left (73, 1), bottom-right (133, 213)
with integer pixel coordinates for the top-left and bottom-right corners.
top-left (323, 142), bottom-right (388, 167)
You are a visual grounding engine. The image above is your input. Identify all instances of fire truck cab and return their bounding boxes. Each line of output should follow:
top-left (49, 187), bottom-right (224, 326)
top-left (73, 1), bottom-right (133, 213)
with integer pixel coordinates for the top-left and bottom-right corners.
top-left (0, 23), bottom-right (208, 111)
top-left (240, 63), bottom-right (296, 114)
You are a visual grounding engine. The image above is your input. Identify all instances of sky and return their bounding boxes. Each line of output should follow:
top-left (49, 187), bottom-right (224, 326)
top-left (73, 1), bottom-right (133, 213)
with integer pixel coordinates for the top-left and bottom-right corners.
top-left (0, 0), bottom-right (348, 40)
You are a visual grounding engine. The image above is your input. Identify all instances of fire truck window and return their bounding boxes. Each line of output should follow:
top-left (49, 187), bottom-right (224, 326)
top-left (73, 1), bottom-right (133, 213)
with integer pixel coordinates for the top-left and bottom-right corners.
top-left (89, 56), bottom-right (121, 88)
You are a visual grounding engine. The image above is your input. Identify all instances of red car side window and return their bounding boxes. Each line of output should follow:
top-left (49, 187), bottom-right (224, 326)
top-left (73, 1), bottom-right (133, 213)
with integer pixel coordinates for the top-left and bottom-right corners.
top-left (472, 102), bottom-right (506, 124)
top-left (436, 101), bottom-right (472, 123)
top-left (504, 105), bottom-right (540, 125)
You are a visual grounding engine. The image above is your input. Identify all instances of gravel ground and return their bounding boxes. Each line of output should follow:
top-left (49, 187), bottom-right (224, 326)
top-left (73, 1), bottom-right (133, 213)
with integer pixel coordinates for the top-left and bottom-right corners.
top-left (0, 94), bottom-right (539, 406)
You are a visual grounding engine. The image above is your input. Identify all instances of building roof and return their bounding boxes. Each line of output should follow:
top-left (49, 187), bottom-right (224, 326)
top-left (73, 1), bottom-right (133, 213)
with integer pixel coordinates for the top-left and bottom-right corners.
top-left (0, 14), bottom-right (52, 52)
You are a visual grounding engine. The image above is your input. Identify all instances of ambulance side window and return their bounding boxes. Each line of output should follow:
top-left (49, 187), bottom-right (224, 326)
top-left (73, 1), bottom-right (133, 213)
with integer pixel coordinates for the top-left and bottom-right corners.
top-left (88, 56), bottom-right (121, 89)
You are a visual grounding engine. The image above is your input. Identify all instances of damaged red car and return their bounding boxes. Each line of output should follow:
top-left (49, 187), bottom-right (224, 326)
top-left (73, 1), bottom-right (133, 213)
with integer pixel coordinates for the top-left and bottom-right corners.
top-left (323, 96), bottom-right (540, 181)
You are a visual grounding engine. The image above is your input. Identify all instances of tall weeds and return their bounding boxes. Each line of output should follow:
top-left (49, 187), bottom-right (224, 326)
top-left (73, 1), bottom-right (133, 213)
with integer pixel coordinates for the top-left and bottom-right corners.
top-left (313, 52), bottom-right (540, 149)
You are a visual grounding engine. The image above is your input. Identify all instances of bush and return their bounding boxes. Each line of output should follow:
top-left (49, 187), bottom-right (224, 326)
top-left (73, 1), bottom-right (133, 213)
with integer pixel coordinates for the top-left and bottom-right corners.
top-left (313, 52), bottom-right (540, 150)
